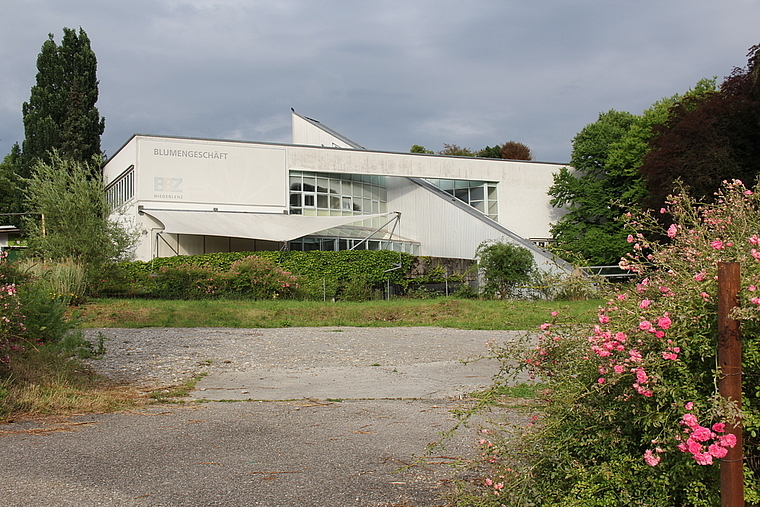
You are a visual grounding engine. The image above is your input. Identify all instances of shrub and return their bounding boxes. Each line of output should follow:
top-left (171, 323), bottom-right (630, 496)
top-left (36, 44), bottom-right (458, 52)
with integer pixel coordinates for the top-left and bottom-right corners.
top-left (475, 240), bottom-right (535, 299)
top-left (0, 253), bottom-right (77, 365)
top-left (470, 180), bottom-right (760, 506)
top-left (225, 256), bottom-right (300, 299)
top-left (23, 153), bottom-right (137, 287)
top-left (150, 264), bottom-right (220, 300)
top-left (102, 250), bottom-right (416, 300)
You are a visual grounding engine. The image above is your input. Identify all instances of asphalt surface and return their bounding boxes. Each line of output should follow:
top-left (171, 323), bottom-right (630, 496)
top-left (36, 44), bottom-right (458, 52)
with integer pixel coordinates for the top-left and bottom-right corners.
top-left (0, 327), bottom-right (529, 507)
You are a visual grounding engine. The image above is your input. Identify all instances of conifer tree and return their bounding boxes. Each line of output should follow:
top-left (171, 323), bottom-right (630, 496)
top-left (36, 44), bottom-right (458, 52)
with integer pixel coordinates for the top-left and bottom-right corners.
top-left (21, 27), bottom-right (105, 168)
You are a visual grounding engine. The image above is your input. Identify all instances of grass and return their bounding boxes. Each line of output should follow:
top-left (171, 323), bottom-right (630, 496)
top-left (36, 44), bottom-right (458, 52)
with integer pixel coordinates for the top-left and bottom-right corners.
top-left (0, 344), bottom-right (138, 422)
top-left (149, 373), bottom-right (208, 402)
top-left (75, 297), bottom-right (603, 330)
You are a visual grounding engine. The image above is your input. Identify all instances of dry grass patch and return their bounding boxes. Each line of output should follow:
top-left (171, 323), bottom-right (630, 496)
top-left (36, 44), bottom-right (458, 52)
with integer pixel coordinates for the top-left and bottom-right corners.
top-left (0, 347), bottom-right (139, 422)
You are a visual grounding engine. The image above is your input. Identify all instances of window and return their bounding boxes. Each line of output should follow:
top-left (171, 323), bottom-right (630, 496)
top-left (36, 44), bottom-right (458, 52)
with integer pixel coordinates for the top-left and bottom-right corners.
top-left (289, 170), bottom-right (387, 222)
top-left (424, 178), bottom-right (498, 220)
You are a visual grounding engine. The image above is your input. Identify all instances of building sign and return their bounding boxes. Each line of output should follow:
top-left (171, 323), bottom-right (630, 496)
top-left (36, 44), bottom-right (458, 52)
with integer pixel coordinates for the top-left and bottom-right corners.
top-left (153, 148), bottom-right (228, 160)
top-left (154, 177), bottom-right (184, 199)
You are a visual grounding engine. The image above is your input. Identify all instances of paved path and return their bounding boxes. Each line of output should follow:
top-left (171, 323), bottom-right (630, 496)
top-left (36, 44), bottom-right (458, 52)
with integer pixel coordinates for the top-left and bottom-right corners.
top-left (0, 328), bottom-right (529, 507)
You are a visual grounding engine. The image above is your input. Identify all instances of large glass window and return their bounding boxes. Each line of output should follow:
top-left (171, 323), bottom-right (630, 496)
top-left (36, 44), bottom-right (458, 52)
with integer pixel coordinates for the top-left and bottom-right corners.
top-left (424, 178), bottom-right (498, 220)
top-left (289, 171), bottom-right (387, 219)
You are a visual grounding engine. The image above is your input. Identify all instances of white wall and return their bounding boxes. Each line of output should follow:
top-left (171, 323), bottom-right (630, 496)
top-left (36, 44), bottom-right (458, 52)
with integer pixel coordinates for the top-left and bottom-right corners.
top-left (291, 112), bottom-right (360, 149)
top-left (386, 178), bottom-right (562, 271)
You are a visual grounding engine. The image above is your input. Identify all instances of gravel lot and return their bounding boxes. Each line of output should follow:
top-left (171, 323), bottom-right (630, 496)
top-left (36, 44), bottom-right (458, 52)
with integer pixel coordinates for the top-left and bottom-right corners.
top-left (82, 327), bottom-right (522, 392)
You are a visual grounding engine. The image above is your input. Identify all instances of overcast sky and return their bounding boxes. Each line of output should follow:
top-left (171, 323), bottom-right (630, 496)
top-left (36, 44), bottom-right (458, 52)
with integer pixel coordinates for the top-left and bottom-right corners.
top-left (1, 1), bottom-right (759, 164)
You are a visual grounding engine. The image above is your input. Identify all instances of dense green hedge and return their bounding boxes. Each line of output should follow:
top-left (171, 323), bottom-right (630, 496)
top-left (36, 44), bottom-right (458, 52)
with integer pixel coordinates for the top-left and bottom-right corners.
top-left (101, 250), bottom-right (418, 301)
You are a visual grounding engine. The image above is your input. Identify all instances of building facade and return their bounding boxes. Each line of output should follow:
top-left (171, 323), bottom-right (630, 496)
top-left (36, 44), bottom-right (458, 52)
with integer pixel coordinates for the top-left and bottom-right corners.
top-left (103, 111), bottom-right (569, 271)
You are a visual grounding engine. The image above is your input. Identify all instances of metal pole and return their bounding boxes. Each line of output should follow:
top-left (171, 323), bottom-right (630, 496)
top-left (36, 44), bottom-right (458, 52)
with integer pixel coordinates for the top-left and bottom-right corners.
top-left (718, 262), bottom-right (743, 507)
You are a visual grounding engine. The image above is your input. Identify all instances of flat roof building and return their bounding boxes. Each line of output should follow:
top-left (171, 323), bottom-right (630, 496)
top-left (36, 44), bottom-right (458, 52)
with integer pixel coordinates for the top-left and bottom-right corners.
top-left (103, 111), bottom-right (568, 271)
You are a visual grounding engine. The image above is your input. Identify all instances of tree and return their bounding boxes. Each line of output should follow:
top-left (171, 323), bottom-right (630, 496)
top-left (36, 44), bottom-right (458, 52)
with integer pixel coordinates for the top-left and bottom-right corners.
top-left (23, 152), bottom-right (135, 283)
top-left (475, 240), bottom-right (535, 298)
top-left (476, 145), bottom-right (502, 158)
top-left (500, 141), bottom-right (533, 160)
top-left (641, 45), bottom-right (760, 211)
top-left (0, 144), bottom-right (23, 226)
top-left (438, 143), bottom-right (475, 157)
top-left (549, 80), bottom-right (717, 265)
top-left (21, 27), bottom-right (105, 168)
top-left (410, 144), bottom-right (434, 154)
top-left (548, 109), bottom-right (638, 265)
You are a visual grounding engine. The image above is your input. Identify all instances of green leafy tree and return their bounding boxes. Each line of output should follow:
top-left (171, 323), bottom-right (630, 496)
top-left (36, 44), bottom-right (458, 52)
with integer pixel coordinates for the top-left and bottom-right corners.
top-left (23, 152), bottom-right (135, 285)
top-left (21, 27), bottom-right (105, 169)
top-left (410, 144), bottom-right (434, 154)
top-left (549, 80), bottom-right (717, 265)
top-left (0, 144), bottom-right (25, 227)
top-left (438, 143), bottom-right (476, 157)
top-left (475, 240), bottom-right (535, 298)
top-left (476, 145), bottom-right (503, 158)
top-left (549, 109), bottom-right (637, 265)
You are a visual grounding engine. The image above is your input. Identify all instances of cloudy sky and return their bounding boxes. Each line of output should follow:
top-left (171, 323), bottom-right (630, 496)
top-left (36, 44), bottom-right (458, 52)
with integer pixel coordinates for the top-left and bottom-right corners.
top-left (1, 1), bottom-right (759, 164)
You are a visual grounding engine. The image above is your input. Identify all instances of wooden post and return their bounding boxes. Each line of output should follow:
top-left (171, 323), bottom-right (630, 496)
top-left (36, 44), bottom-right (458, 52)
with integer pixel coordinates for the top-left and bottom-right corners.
top-left (718, 261), bottom-right (743, 507)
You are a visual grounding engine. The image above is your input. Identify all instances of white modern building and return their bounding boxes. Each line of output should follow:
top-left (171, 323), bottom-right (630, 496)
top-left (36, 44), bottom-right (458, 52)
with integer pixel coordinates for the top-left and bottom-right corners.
top-left (103, 111), bottom-right (569, 271)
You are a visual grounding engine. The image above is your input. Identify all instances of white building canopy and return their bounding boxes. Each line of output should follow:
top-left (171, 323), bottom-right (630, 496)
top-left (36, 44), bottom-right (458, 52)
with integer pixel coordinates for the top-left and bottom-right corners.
top-left (143, 209), bottom-right (395, 243)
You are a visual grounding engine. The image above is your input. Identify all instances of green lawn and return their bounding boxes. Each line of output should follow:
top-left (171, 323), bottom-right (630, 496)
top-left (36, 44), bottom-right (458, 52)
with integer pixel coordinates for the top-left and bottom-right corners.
top-left (75, 297), bottom-right (602, 330)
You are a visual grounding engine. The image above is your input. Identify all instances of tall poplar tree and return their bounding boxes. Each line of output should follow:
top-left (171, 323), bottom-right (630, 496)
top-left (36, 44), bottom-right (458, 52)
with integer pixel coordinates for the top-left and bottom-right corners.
top-left (21, 27), bottom-right (105, 169)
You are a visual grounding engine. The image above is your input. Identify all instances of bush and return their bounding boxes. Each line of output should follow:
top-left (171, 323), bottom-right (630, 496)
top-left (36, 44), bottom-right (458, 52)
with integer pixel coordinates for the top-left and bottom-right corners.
top-left (475, 240), bottom-right (535, 299)
top-left (150, 264), bottom-right (220, 300)
top-left (469, 180), bottom-right (760, 506)
top-left (224, 256), bottom-right (300, 299)
top-left (0, 253), bottom-right (77, 365)
top-left (23, 153), bottom-right (137, 287)
top-left (101, 250), bottom-right (416, 300)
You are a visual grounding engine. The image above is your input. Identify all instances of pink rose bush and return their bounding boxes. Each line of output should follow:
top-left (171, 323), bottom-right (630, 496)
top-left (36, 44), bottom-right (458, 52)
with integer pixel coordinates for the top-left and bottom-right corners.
top-left (481, 181), bottom-right (760, 506)
top-left (0, 253), bottom-right (31, 364)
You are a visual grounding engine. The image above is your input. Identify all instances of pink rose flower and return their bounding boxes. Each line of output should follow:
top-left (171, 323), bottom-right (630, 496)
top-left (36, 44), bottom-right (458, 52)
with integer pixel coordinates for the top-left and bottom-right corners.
top-left (644, 449), bottom-right (661, 466)
top-left (709, 444), bottom-right (728, 459)
top-left (681, 413), bottom-right (699, 428)
top-left (711, 422), bottom-right (726, 433)
top-left (685, 402), bottom-right (694, 410)
top-left (711, 239), bottom-right (725, 250)
top-left (639, 321), bottom-right (652, 331)
top-left (694, 452), bottom-right (714, 465)
top-left (687, 438), bottom-right (703, 455)
top-left (667, 224), bottom-right (677, 238)
top-left (720, 433), bottom-right (737, 448)
top-left (691, 426), bottom-right (714, 442)
top-left (639, 299), bottom-right (652, 309)
top-left (657, 314), bottom-right (672, 330)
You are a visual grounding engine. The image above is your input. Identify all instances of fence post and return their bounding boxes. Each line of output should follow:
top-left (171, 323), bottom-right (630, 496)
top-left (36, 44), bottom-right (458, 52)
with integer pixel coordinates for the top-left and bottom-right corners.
top-left (718, 261), bottom-right (743, 507)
